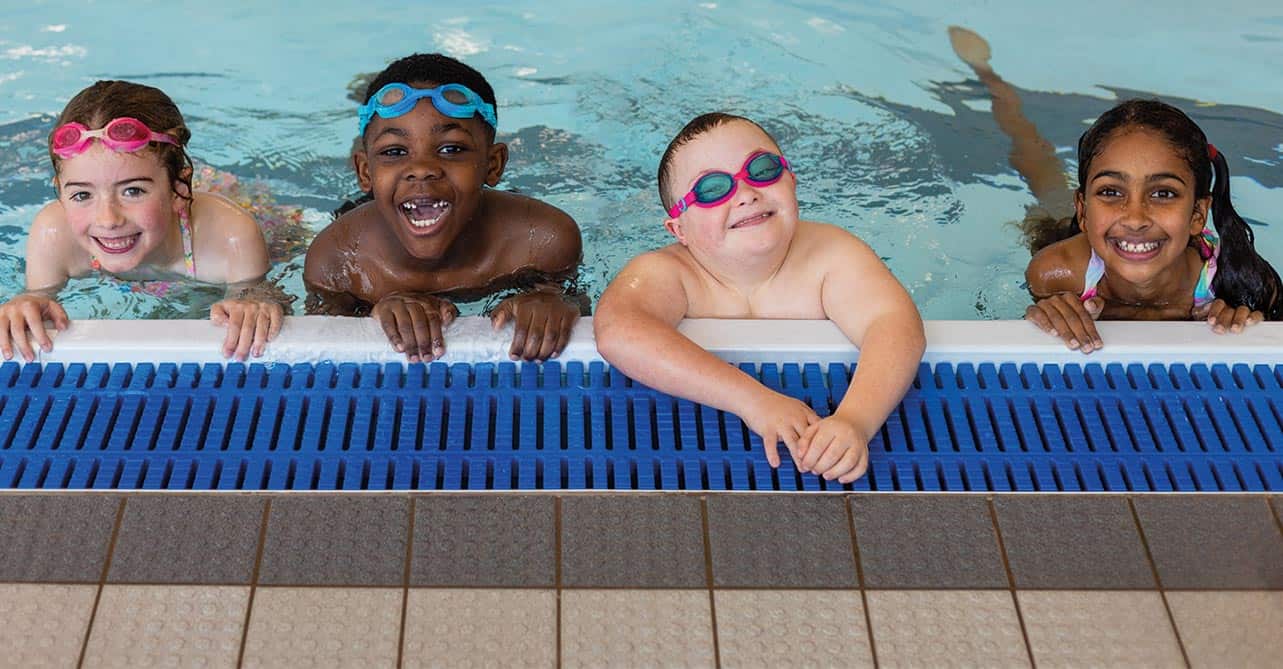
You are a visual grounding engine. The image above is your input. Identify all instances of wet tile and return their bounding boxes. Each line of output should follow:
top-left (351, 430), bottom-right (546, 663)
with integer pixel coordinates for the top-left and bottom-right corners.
top-left (561, 590), bottom-right (713, 668)
top-left (866, 590), bottom-right (1029, 668)
top-left (1167, 591), bottom-right (1283, 668)
top-left (83, 585), bottom-right (248, 669)
top-left (0, 494), bottom-right (119, 582)
top-left (403, 589), bottom-right (555, 668)
top-left (993, 495), bottom-right (1153, 588)
top-left (108, 495), bottom-right (264, 584)
top-left (411, 495), bottom-right (554, 587)
top-left (1018, 591), bottom-right (1183, 668)
top-left (851, 494), bottom-right (1007, 589)
top-left (561, 494), bottom-right (705, 588)
top-left (242, 587), bottom-right (401, 669)
top-left (257, 496), bottom-right (408, 586)
top-left (1133, 495), bottom-right (1283, 588)
top-left (715, 590), bottom-right (872, 668)
top-left (706, 495), bottom-right (854, 588)
top-left (0, 583), bottom-right (96, 668)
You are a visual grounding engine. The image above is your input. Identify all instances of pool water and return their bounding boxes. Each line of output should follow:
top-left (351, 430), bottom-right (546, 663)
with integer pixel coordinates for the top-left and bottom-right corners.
top-left (1, 0), bottom-right (1281, 320)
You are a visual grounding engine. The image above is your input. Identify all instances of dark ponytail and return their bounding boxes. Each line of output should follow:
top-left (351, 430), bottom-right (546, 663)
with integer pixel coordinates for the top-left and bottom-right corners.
top-left (1206, 149), bottom-right (1283, 319)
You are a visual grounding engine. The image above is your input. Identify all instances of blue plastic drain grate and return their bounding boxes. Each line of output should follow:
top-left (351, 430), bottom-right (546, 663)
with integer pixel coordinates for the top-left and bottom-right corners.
top-left (0, 360), bottom-right (1279, 492)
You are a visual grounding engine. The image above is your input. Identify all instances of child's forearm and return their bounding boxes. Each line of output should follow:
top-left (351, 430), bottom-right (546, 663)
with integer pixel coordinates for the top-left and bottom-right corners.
top-left (834, 311), bottom-right (926, 440)
top-left (225, 279), bottom-right (296, 315)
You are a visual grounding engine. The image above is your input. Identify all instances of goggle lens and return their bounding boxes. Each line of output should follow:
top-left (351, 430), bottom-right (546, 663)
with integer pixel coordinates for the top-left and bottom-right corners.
top-left (377, 86), bottom-right (407, 106)
top-left (440, 87), bottom-right (470, 105)
top-left (51, 124), bottom-right (84, 150)
top-left (105, 119), bottom-right (147, 142)
top-left (746, 153), bottom-right (784, 182)
top-left (693, 173), bottom-right (735, 204)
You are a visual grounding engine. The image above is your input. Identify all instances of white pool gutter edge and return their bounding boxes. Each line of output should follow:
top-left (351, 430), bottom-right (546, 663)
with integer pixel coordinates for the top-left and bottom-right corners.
top-left (29, 316), bottom-right (1283, 366)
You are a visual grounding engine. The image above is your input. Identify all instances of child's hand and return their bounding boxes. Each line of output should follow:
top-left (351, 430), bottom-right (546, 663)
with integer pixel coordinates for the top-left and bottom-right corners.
top-left (372, 293), bottom-right (458, 362)
top-left (0, 294), bottom-right (69, 362)
top-left (739, 389), bottom-right (820, 469)
top-left (490, 291), bottom-right (579, 362)
top-left (798, 414), bottom-right (871, 484)
top-left (1194, 299), bottom-right (1264, 334)
top-left (1025, 294), bottom-right (1104, 353)
top-left (210, 299), bottom-right (284, 361)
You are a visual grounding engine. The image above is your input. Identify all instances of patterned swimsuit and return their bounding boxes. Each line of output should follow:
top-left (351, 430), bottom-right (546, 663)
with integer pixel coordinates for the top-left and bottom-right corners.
top-left (1080, 229), bottom-right (1219, 308)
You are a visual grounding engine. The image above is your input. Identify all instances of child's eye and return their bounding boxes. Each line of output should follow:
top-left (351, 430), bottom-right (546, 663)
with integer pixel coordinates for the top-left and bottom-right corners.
top-left (1151, 188), bottom-right (1178, 199)
top-left (67, 191), bottom-right (91, 203)
top-left (1096, 186), bottom-right (1123, 198)
top-left (439, 144), bottom-right (466, 156)
top-left (378, 146), bottom-right (407, 158)
top-left (122, 186), bottom-right (147, 198)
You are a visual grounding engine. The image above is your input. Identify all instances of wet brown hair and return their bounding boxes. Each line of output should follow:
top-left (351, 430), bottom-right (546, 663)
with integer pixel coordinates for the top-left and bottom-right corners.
top-left (657, 112), bottom-right (775, 212)
top-left (50, 80), bottom-right (194, 205)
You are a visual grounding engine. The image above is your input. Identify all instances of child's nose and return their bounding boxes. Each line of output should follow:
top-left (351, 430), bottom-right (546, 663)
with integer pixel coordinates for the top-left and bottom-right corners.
top-left (405, 155), bottom-right (444, 181)
top-left (733, 179), bottom-right (761, 206)
top-left (96, 197), bottom-right (125, 227)
top-left (1120, 197), bottom-right (1152, 228)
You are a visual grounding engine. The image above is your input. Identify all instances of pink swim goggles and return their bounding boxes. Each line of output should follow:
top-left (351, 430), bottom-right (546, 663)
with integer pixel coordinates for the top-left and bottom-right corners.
top-left (668, 151), bottom-right (791, 218)
top-left (51, 117), bottom-right (179, 159)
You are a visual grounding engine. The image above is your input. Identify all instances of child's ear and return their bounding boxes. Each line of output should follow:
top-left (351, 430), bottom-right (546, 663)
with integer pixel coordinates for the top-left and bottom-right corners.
top-left (1191, 194), bottom-right (1212, 234)
top-left (1073, 190), bottom-right (1086, 227)
top-left (485, 141), bottom-right (509, 187)
top-left (663, 216), bottom-right (688, 245)
top-left (354, 148), bottom-right (373, 192)
top-left (171, 167), bottom-right (193, 216)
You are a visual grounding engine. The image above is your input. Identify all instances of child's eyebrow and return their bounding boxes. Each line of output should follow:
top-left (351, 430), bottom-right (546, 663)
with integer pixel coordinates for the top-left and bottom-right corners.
top-left (62, 177), bottom-right (154, 189)
top-left (1090, 169), bottom-right (1187, 186)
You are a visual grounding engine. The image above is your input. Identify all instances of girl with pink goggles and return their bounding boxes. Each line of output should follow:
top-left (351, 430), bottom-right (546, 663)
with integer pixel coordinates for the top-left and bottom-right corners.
top-left (51, 117), bottom-right (179, 159)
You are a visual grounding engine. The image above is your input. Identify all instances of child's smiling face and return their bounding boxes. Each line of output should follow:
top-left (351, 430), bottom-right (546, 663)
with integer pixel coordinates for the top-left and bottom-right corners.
top-left (663, 120), bottom-right (799, 262)
top-left (355, 80), bottom-right (507, 261)
top-left (1075, 127), bottom-right (1210, 287)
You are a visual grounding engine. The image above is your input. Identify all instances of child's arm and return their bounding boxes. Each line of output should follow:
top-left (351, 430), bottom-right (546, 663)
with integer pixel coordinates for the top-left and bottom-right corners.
top-left (800, 230), bottom-right (925, 483)
top-left (0, 204), bottom-right (73, 361)
top-left (1025, 238), bottom-right (1104, 353)
top-left (595, 252), bottom-right (818, 467)
top-left (196, 196), bottom-right (284, 361)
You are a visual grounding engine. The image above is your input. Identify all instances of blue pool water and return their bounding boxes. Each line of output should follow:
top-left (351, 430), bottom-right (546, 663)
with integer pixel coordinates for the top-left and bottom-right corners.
top-left (1, 1), bottom-right (1282, 320)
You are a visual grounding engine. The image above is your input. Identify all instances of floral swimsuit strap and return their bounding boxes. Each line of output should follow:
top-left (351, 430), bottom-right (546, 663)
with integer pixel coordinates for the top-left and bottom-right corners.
top-left (1080, 228), bottom-right (1219, 307)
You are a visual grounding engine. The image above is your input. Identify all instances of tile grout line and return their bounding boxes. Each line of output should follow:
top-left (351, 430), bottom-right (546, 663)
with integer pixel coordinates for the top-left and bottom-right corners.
top-left (396, 496), bottom-right (416, 669)
top-left (845, 495), bottom-right (879, 668)
top-left (554, 495), bottom-right (562, 669)
top-left (235, 497), bottom-right (272, 669)
top-left (1127, 496), bottom-right (1191, 669)
top-left (986, 497), bottom-right (1038, 669)
top-left (699, 496), bottom-right (722, 669)
top-left (76, 496), bottom-right (127, 669)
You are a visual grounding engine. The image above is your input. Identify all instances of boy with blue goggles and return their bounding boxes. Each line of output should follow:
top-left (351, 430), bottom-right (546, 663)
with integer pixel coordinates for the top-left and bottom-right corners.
top-left (357, 82), bottom-right (498, 136)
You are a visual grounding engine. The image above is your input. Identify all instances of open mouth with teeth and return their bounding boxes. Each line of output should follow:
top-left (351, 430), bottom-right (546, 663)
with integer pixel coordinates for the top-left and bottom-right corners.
top-left (730, 210), bottom-right (773, 229)
top-left (92, 233), bottom-right (141, 255)
top-left (399, 197), bottom-right (451, 235)
top-left (1109, 237), bottom-right (1164, 260)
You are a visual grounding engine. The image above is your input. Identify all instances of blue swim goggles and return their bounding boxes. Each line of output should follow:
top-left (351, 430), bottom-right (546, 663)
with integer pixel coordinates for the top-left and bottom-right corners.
top-left (358, 82), bottom-right (498, 136)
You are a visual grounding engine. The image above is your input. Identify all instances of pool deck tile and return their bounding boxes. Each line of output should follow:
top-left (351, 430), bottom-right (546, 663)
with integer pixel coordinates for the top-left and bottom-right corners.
top-left (1133, 495), bottom-right (1283, 589)
top-left (0, 494), bottom-right (119, 582)
top-left (706, 494), bottom-right (855, 588)
top-left (107, 495), bottom-right (264, 584)
top-left (714, 590), bottom-right (873, 668)
top-left (82, 585), bottom-right (248, 669)
top-left (1166, 591), bottom-right (1283, 668)
top-left (865, 590), bottom-right (1029, 668)
top-left (402, 589), bottom-right (556, 669)
top-left (1017, 590), bottom-right (1184, 668)
top-left (411, 495), bottom-right (555, 587)
top-left (851, 494), bottom-right (1007, 589)
top-left (0, 583), bottom-right (96, 668)
top-left (560, 589), bottom-right (714, 668)
top-left (256, 495), bottom-right (408, 586)
top-left (241, 587), bottom-right (402, 669)
top-left (561, 494), bottom-right (705, 588)
top-left (992, 495), bottom-right (1154, 589)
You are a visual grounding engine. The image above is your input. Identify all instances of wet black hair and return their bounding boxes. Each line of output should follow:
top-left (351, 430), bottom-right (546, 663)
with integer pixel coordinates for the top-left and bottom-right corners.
top-left (657, 112), bottom-right (777, 212)
top-left (361, 53), bottom-right (498, 142)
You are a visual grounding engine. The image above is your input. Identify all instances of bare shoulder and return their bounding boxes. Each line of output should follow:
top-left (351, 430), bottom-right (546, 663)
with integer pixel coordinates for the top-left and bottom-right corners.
top-left (485, 190), bottom-right (583, 272)
top-left (191, 192), bottom-right (263, 252)
top-left (795, 220), bottom-right (882, 266)
top-left (29, 201), bottom-right (71, 242)
top-left (302, 204), bottom-right (374, 292)
top-left (26, 201), bottom-right (83, 277)
top-left (1026, 233), bottom-right (1089, 297)
top-left (598, 245), bottom-right (692, 322)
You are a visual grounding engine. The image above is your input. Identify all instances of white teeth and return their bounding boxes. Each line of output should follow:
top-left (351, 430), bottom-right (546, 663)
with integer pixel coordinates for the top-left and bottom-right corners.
top-left (1118, 240), bottom-right (1159, 253)
top-left (401, 200), bottom-right (449, 227)
top-left (97, 236), bottom-right (137, 250)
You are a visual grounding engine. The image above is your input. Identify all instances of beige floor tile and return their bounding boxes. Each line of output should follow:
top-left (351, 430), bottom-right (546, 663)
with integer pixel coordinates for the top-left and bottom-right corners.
top-left (82, 585), bottom-right (249, 669)
top-left (402, 589), bottom-right (555, 669)
top-left (1167, 591), bottom-right (1283, 668)
top-left (562, 589), bottom-right (714, 668)
top-left (867, 590), bottom-right (1029, 668)
top-left (1018, 591), bottom-right (1184, 668)
top-left (242, 587), bottom-right (401, 669)
top-left (0, 583), bottom-right (97, 668)
top-left (714, 590), bottom-right (872, 668)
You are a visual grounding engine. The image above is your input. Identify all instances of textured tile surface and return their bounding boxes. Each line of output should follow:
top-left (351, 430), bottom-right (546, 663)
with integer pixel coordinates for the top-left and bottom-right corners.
top-left (1133, 495), bottom-right (1283, 588)
top-left (108, 495), bottom-right (264, 584)
top-left (562, 495), bottom-right (705, 588)
top-left (412, 495), bottom-right (555, 586)
top-left (993, 495), bottom-right (1153, 588)
top-left (715, 590), bottom-right (872, 668)
top-left (403, 589), bottom-right (555, 668)
top-left (83, 585), bottom-right (249, 669)
top-left (1018, 591), bottom-right (1183, 668)
top-left (242, 587), bottom-right (401, 669)
top-left (1167, 591), bottom-right (1283, 668)
top-left (0, 584), bottom-right (96, 668)
top-left (866, 590), bottom-right (1029, 668)
top-left (706, 495), bottom-right (854, 588)
top-left (257, 496), bottom-right (408, 586)
top-left (561, 590), bottom-right (713, 668)
top-left (851, 494), bottom-right (1006, 588)
top-left (0, 494), bottom-right (119, 582)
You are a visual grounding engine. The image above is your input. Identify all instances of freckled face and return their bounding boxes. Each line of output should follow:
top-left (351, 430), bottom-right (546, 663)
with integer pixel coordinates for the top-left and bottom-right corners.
top-left (56, 144), bottom-right (184, 273)
top-left (664, 120), bottom-right (799, 261)
top-left (356, 80), bottom-right (506, 261)
top-left (1075, 128), bottom-right (1208, 286)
